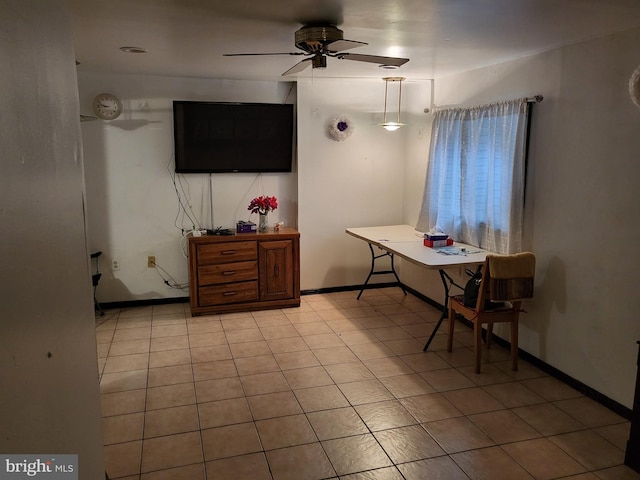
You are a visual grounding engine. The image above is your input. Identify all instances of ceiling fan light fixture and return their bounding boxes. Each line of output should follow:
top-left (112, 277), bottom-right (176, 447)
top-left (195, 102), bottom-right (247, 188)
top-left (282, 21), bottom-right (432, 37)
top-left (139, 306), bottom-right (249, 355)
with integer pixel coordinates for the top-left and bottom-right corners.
top-left (312, 55), bottom-right (327, 69)
top-left (295, 25), bottom-right (344, 52)
top-left (381, 122), bottom-right (404, 131)
top-left (223, 23), bottom-right (409, 76)
top-left (379, 77), bottom-right (406, 131)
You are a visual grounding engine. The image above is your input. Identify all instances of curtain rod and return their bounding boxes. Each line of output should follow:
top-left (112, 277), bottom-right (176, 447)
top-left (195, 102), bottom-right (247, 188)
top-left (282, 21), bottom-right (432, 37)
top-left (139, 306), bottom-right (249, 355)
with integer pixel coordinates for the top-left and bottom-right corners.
top-left (427, 95), bottom-right (543, 113)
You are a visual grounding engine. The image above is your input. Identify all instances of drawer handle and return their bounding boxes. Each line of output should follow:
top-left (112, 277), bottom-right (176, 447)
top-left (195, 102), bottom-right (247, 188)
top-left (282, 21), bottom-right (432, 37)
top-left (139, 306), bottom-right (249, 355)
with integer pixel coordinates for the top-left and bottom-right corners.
top-left (274, 264), bottom-right (279, 278)
top-left (223, 291), bottom-right (237, 296)
top-left (221, 250), bottom-right (236, 255)
top-left (222, 271), bottom-right (236, 276)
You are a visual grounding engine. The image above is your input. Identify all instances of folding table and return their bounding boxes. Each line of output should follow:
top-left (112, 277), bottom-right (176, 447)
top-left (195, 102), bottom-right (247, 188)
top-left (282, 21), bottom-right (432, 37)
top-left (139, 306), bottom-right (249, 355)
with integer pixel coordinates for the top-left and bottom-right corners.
top-left (346, 225), bottom-right (488, 350)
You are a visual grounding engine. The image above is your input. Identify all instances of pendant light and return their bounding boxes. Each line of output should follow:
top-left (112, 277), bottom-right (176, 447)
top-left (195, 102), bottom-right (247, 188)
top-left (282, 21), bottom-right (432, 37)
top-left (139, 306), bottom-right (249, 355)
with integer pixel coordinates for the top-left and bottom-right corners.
top-left (379, 77), bottom-right (405, 131)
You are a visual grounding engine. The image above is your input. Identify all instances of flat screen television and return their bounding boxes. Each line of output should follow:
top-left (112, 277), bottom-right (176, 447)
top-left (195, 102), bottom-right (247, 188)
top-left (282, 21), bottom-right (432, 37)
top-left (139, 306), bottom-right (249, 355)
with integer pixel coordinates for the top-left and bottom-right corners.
top-left (173, 101), bottom-right (294, 173)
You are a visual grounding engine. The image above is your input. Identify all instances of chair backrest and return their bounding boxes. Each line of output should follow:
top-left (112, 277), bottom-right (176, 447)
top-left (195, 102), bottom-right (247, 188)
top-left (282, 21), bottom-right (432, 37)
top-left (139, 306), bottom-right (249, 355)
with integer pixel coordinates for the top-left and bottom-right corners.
top-left (476, 252), bottom-right (536, 308)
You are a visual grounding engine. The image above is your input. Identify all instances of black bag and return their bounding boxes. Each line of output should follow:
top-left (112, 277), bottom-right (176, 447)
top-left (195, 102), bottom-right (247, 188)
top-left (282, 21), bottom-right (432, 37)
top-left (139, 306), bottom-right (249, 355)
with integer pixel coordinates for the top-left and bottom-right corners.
top-left (463, 270), bottom-right (483, 307)
top-left (463, 268), bottom-right (505, 309)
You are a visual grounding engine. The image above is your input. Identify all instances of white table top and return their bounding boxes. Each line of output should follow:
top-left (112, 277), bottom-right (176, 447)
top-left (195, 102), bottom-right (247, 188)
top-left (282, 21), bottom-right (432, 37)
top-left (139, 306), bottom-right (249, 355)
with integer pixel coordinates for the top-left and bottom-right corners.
top-left (346, 225), bottom-right (423, 244)
top-left (346, 225), bottom-right (488, 270)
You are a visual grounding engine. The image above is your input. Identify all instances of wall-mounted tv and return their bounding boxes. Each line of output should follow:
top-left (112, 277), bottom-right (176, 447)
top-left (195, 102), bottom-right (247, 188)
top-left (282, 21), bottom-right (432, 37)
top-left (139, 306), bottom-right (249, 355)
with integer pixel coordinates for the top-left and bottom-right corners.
top-left (173, 101), bottom-right (294, 173)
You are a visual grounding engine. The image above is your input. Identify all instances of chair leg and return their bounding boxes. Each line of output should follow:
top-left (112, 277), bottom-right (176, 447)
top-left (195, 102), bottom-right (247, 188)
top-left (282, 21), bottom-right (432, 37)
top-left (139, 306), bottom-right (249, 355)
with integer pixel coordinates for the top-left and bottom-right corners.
top-left (486, 322), bottom-right (494, 348)
top-left (511, 318), bottom-right (519, 371)
top-left (447, 306), bottom-right (455, 352)
top-left (474, 320), bottom-right (482, 374)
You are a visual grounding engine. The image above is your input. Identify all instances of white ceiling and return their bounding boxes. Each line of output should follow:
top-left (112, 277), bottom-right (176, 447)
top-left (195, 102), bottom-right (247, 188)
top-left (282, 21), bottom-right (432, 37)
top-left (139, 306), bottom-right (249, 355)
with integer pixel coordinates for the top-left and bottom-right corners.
top-left (67, 0), bottom-right (640, 81)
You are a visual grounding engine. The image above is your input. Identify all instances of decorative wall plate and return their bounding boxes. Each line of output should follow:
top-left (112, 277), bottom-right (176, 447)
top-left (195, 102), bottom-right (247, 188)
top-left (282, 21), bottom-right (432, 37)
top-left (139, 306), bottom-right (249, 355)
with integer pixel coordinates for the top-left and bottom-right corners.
top-left (328, 115), bottom-right (354, 141)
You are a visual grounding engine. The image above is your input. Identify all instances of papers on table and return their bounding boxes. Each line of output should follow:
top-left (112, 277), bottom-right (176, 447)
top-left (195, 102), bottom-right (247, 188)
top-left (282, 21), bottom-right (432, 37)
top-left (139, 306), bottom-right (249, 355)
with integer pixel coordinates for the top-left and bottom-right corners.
top-left (435, 246), bottom-right (482, 256)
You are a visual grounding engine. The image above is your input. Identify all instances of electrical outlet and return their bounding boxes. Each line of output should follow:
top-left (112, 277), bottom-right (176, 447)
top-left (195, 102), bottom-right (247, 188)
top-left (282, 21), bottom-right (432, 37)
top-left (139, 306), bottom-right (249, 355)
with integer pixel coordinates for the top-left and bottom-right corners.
top-left (148, 256), bottom-right (155, 268)
top-left (112, 259), bottom-right (120, 271)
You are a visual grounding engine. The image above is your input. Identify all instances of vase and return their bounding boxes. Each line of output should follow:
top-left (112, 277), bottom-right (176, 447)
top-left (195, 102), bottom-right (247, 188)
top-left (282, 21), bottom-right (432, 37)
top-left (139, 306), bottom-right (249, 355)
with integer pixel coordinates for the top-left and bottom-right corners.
top-left (259, 212), bottom-right (269, 232)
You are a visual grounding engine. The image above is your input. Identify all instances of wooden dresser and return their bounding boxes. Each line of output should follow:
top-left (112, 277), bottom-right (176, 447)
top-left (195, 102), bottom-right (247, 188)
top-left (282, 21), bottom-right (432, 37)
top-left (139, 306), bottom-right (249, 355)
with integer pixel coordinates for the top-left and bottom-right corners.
top-left (188, 227), bottom-right (300, 315)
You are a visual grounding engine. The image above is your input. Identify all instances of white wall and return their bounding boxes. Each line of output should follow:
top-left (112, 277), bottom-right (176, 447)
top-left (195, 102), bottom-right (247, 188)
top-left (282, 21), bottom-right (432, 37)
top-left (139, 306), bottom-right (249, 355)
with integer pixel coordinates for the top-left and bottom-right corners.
top-left (79, 74), bottom-right (432, 299)
top-left (296, 78), bottom-right (432, 290)
top-left (402, 28), bottom-right (640, 408)
top-left (0, 1), bottom-right (105, 477)
top-left (77, 26), bottom-right (640, 411)
top-left (79, 73), bottom-right (297, 302)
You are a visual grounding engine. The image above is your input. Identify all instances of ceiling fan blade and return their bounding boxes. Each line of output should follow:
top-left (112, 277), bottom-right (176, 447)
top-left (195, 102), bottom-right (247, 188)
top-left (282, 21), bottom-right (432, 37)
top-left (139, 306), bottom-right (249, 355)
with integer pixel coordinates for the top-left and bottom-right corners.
top-left (326, 39), bottom-right (367, 52)
top-left (282, 58), bottom-right (313, 76)
top-left (223, 52), bottom-right (306, 57)
top-left (336, 53), bottom-right (409, 67)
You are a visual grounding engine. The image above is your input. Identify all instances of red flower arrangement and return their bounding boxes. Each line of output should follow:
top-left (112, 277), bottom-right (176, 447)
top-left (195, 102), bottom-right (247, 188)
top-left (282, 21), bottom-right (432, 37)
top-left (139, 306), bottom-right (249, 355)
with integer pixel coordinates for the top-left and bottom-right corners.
top-left (248, 195), bottom-right (278, 214)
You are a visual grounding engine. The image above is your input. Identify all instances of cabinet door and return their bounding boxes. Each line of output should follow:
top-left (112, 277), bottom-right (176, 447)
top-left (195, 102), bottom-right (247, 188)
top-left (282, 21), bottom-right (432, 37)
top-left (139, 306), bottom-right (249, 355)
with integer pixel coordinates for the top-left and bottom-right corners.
top-left (258, 240), bottom-right (294, 301)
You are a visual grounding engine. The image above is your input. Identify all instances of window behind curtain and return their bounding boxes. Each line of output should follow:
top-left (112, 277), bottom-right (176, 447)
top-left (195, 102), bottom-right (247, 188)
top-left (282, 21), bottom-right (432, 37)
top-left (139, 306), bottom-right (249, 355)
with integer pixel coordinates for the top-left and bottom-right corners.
top-left (416, 99), bottom-right (530, 254)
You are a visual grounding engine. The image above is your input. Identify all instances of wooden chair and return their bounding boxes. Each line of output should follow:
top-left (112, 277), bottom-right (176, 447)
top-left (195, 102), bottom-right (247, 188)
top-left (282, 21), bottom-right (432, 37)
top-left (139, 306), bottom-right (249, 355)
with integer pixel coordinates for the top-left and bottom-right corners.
top-left (447, 252), bottom-right (535, 373)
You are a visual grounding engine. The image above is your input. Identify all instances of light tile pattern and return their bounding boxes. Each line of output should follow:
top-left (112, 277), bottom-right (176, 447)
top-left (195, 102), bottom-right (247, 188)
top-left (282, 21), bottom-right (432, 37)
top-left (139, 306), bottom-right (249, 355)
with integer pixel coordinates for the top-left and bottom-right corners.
top-left (96, 289), bottom-right (638, 479)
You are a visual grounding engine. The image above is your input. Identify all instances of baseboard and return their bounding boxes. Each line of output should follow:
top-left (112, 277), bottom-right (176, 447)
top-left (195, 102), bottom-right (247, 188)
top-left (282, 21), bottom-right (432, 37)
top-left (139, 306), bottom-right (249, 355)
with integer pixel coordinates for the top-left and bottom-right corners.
top-left (400, 284), bottom-right (633, 420)
top-left (306, 282), bottom-right (633, 420)
top-left (101, 296), bottom-right (189, 310)
top-left (100, 282), bottom-right (396, 309)
top-left (102, 283), bottom-right (632, 420)
top-left (494, 334), bottom-right (632, 420)
top-left (301, 282), bottom-right (400, 296)
top-left (100, 285), bottom-right (397, 309)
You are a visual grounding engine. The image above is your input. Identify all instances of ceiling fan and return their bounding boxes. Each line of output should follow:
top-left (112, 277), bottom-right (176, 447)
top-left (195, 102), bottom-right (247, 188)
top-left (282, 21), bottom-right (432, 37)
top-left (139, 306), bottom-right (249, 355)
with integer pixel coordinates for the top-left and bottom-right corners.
top-left (223, 24), bottom-right (409, 75)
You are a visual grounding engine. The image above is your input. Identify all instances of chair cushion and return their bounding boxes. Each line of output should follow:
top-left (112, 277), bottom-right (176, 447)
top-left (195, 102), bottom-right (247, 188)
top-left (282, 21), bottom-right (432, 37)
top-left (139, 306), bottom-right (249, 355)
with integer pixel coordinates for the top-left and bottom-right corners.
top-left (488, 253), bottom-right (535, 300)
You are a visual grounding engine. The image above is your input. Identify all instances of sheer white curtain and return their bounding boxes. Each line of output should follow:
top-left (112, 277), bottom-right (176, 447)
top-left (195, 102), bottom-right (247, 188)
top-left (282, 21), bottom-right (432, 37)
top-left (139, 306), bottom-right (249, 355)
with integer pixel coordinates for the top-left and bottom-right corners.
top-left (416, 99), bottom-right (530, 254)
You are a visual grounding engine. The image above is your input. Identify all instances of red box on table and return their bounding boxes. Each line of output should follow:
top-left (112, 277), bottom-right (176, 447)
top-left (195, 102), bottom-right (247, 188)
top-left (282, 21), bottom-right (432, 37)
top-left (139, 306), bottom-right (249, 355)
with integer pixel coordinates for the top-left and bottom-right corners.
top-left (423, 238), bottom-right (453, 248)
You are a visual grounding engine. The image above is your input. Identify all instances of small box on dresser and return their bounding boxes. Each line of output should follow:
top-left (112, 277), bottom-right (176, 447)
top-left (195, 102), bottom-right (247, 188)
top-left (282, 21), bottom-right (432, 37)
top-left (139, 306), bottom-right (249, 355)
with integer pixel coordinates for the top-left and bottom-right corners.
top-left (188, 227), bottom-right (300, 315)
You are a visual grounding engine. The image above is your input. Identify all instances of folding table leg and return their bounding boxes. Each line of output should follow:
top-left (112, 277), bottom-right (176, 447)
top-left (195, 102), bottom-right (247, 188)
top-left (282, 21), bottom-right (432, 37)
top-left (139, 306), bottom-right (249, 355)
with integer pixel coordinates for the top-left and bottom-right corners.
top-left (423, 269), bottom-right (463, 351)
top-left (356, 243), bottom-right (407, 299)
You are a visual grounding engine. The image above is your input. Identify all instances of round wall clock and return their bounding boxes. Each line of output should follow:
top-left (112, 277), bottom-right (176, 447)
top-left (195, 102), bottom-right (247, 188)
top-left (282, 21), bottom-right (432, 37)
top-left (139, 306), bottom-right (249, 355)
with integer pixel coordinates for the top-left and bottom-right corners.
top-left (92, 93), bottom-right (122, 120)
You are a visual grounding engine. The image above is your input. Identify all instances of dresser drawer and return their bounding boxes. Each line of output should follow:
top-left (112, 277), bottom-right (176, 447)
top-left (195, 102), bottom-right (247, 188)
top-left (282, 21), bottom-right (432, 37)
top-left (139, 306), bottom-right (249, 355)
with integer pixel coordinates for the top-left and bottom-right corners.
top-left (197, 241), bottom-right (257, 265)
top-left (198, 261), bottom-right (258, 286)
top-left (198, 281), bottom-right (259, 306)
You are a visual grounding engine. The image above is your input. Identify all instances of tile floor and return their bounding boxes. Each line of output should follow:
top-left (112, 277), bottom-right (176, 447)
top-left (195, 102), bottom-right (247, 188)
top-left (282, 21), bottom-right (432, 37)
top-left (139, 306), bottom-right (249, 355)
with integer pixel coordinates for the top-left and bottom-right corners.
top-left (96, 289), bottom-right (639, 480)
